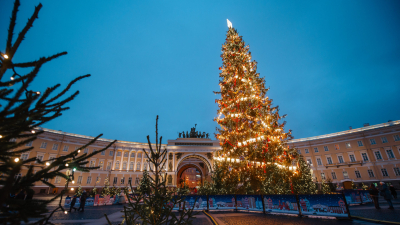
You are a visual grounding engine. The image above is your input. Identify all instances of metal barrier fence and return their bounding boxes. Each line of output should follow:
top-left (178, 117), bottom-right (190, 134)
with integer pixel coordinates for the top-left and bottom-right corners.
top-left (64, 191), bottom-right (374, 219)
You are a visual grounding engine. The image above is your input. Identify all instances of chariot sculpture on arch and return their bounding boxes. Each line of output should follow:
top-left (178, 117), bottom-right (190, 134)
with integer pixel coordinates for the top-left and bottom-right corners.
top-left (178, 124), bottom-right (209, 139)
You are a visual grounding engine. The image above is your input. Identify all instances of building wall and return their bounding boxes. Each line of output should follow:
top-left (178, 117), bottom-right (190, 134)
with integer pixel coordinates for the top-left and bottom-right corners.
top-left (14, 128), bottom-right (217, 194)
top-left (289, 121), bottom-right (400, 188)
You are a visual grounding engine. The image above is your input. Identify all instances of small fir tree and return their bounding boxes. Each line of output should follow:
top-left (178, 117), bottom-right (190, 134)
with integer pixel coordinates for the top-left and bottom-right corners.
top-left (75, 185), bottom-right (83, 197)
top-left (292, 155), bottom-right (316, 194)
top-left (106, 116), bottom-right (196, 225)
top-left (101, 177), bottom-right (111, 196)
top-left (322, 179), bottom-right (331, 194)
top-left (0, 1), bottom-right (116, 223)
top-left (138, 169), bottom-right (151, 195)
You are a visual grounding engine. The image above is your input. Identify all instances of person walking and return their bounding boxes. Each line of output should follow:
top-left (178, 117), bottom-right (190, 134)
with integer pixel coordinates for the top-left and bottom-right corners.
top-left (69, 196), bottom-right (77, 212)
top-left (380, 182), bottom-right (394, 209)
top-left (369, 184), bottom-right (380, 209)
top-left (389, 185), bottom-right (397, 199)
top-left (77, 191), bottom-right (87, 212)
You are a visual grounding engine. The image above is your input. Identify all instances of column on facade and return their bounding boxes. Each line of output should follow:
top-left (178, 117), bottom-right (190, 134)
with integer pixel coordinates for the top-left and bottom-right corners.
top-left (127, 150), bottom-right (132, 171)
top-left (172, 152), bottom-right (175, 172)
top-left (112, 149), bottom-right (117, 170)
top-left (141, 150), bottom-right (145, 171)
top-left (133, 151), bottom-right (138, 171)
top-left (120, 150), bottom-right (124, 170)
top-left (166, 150), bottom-right (169, 172)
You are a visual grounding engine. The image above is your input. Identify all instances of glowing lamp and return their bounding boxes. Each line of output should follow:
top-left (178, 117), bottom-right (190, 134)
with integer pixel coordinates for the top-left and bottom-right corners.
top-left (3, 54), bottom-right (8, 59)
top-left (71, 188), bottom-right (74, 191)
top-left (65, 163), bottom-right (69, 166)
top-left (46, 162), bottom-right (50, 166)
top-left (14, 158), bottom-right (19, 162)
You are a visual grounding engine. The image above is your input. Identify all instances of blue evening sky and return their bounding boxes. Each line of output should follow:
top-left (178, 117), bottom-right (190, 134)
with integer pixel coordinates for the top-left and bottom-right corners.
top-left (1, 0), bottom-right (399, 143)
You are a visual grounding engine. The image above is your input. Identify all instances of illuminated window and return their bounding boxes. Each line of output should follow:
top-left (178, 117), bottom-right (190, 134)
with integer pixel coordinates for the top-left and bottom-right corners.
top-left (343, 171), bottom-right (349, 179)
top-left (345, 143), bottom-right (351, 148)
top-left (334, 144), bottom-right (340, 150)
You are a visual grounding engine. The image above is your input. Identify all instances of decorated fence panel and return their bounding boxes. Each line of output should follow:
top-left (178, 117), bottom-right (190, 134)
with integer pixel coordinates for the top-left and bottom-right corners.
top-left (297, 194), bottom-right (349, 218)
top-left (208, 195), bottom-right (236, 210)
top-left (64, 196), bottom-right (95, 208)
top-left (172, 195), bottom-right (207, 211)
top-left (236, 195), bottom-right (263, 212)
top-left (262, 195), bottom-right (299, 215)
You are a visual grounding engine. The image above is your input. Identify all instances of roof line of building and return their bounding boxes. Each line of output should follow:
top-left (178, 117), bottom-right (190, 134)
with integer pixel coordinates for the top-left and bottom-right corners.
top-left (38, 127), bottom-right (167, 146)
top-left (288, 120), bottom-right (400, 143)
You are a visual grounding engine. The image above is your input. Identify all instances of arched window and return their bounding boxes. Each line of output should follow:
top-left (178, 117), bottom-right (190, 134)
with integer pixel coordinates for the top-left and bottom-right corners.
top-left (122, 162), bottom-right (127, 170)
top-left (124, 152), bottom-right (129, 157)
top-left (131, 152), bottom-right (135, 157)
top-left (115, 161), bottom-right (120, 170)
top-left (136, 162), bottom-right (141, 171)
top-left (130, 162), bottom-right (134, 170)
top-left (143, 162), bottom-right (148, 170)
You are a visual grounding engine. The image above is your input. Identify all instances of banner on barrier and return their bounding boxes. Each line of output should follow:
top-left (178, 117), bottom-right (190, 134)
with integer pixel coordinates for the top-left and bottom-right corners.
top-left (171, 195), bottom-right (207, 211)
top-left (359, 190), bottom-right (373, 203)
top-left (208, 195), bottom-right (236, 210)
top-left (263, 195), bottom-right (298, 214)
top-left (343, 190), bottom-right (362, 205)
top-left (236, 195), bottom-right (263, 212)
top-left (64, 196), bottom-right (95, 207)
top-left (298, 194), bottom-right (348, 217)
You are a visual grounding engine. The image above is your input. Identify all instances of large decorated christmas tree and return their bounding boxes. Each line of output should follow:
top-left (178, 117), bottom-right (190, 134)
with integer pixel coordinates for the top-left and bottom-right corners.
top-left (213, 20), bottom-right (298, 194)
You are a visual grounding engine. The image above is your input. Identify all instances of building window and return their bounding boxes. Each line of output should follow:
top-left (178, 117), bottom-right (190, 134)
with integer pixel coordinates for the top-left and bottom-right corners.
top-left (346, 143), bottom-right (351, 148)
top-left (36, 155), bottom-right (43, 163)
top-left (122, 162), bottom-right (127, 170)
top-left (87, 176), bottom-right (92, 184)
top-left (361, 153), bottom-right (369, 161)
top-left (321, 173), bottom-right (326, 180)
top-left (121, 177), bottom-right (125, 185)
top-left (314, 147), bottom-right (319, 153)
top-left (137, 153), bottom-right (142, 158)
top-left (55, 176), bottom-right (61, 184)
top-left (381, 169), bottom-right (389, 177)
top-left (131, 152), bottom-right (135, 157)
top-left (143, 163), bottom-right (148, 170)
top-left (77, 176), bottom-right (83, 184)
top-left (25, 141), bottom-right (33, 147)
top-left (99, 161), bottom-right (104, 170)
top-left (52, 144), bottom-right (58, 150)
top-left (117, 152), bottom-right (121, 156)
top-left (21, 153), bottom-right (29, 161)
top-left (394, 167), bottom-right (400, 176)
top-left (128, 177), bottom-right (132, 184)
top-left (368, 170), bottom-right (375, 178)
top-left (394, 135), bottom-right (400, 142)
top-left (297, 149), bottom-right (301, 154)
top-left (106, 162), bottom-right (112, 170)
top-left (334, 144), bottom-right (340, 150)
top-left (324, 146), bottom-right (329, 152)
top-left (109, 151), bottom-right (114, 156)
top-left (343, 171), bottom-right (349, 179)
top-left (386, 149), bottom-right (395, 159)
top-left (357, 141), bottom-right (363, 147)
top-left (304, 149), bottom-right (309, 154)
top-left (374, 151), bottom-right (382, 160)
top-left (355, 171), bottom-right (361, 178)
top-left (370, 139), bottom-right (376, 145)
top-left (101, 150), bottom-right (105, 155)
top-left (331, 172), bottom-right (337, 180)
top-left (89, 160), bottom-right (96, 167)
top-left (316, 158), bottom-right (322, 166)
top-left (136, 162), bottom-right (141, 170)
top-left (84, 148), bottom-right (89, 154)
top-left (327, 157), bottom-right (333, 165)
top-left (9, 138), bottom-right (16, 142)
top-left (115, 161), bottom-right (120, 169)
top-left (40, 142), bottom-right (47, 149)
top-left (124, 152), bottom-right (128, 157)
top-left (63, 145), bottom-right (69, 152)
top-left (113, 177), bottom-right (118, 185)
top-left (338, 156), bottom-right (344, 163)
top-left (349, 154), bottom-right (356, 162)
top-left (130, 162), bottom-right (134, 170)
top-left (381, 137), bottom-right (388, 143)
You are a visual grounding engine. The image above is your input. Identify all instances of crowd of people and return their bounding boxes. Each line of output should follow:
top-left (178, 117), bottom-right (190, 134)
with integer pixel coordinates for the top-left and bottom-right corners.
top-left (369, 182), bottom-right (397, 209)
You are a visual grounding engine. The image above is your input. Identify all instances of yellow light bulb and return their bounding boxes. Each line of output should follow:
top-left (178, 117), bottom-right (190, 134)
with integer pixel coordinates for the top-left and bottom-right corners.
top-left (14, 158), bottom-right (19, 162)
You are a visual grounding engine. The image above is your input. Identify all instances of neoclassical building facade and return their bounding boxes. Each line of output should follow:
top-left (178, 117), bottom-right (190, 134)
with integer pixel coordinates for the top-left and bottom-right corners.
top-left (15, 120), bottom-right (400, 194)
top-left (17, 127), bottom-right (219, 194)
top-left (288, 120), bottom-right (400, 188)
